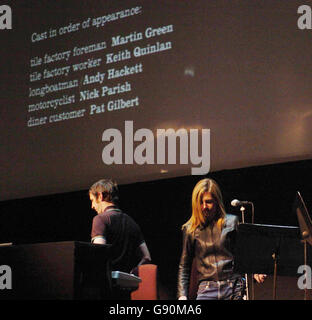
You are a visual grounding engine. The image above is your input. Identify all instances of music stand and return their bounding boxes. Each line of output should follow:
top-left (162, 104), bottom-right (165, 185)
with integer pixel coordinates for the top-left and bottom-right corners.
top-left (294, 191), bottom-right (312, 300)
top-left (234, 223), bottom-right (303, 299)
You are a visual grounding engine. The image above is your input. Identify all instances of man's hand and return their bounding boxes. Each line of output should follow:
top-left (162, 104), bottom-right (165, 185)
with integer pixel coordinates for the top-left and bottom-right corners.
top-left (254, 274), bottom-right (267, 283)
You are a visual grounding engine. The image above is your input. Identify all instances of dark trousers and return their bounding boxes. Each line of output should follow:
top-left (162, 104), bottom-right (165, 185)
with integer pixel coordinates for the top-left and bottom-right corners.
top-left (196, 277), bottom-right (245, 300)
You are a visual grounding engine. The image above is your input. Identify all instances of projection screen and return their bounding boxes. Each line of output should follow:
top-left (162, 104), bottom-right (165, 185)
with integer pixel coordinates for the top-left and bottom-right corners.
top-left (0, 0), bottom-right (311, 200)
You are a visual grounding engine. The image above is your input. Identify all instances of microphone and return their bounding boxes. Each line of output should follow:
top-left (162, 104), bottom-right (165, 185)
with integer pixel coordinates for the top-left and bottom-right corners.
top-left (231, 199), bottom-right (253, 207)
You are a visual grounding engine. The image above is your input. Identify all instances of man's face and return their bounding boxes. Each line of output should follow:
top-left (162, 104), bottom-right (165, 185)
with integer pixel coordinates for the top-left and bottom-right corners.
top-left (201, 192), bottom-right (217, 221)
top-left (89, 193), bottom-right (101, 214)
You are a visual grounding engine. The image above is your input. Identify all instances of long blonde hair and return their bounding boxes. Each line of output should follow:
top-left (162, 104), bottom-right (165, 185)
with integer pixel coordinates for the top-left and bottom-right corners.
top-left (183, 178), bottom-right (226, 233)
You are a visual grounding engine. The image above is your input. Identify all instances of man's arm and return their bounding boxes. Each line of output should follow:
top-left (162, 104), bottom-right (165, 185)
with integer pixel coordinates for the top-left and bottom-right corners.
top-left (91, 235), bottom-right (106, 244)
top-left (91, 214), bottom-right (107, 244)
top-left (137, 241), bottom-right (151, 266)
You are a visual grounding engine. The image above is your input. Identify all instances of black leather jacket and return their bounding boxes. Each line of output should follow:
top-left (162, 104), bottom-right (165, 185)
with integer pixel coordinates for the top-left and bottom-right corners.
top-left (177, 214), bottom-right (240, 298)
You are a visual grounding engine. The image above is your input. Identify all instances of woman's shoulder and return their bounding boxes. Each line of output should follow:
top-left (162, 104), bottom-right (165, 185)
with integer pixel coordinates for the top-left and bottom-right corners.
top-left (225, 213), bottom-right (239, 226)
top-left (182, 222), bottom-right (192, 232)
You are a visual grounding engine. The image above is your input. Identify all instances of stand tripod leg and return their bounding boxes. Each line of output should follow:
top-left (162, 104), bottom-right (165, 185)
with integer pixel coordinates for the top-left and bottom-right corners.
top-left (272, 253), bottom-right (277, 300)
top-left (245, 273), bottom-right (249, 300)
top-left (304, 240), bottom-right (307, 301)
top-left (251, 273), bottom-right (254, 300)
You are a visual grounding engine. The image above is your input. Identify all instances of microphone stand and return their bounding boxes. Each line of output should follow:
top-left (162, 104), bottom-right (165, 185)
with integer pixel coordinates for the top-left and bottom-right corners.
top-left (302, 231), bottom-right (309, 301)
top-left (240, 203), bottom-right (255, 300)
top-left (250, 203), bottom-right (255, 300)
top-left (304, 238), bottom-right (308, 301)
top-left (240, 206), bottom-right (249, 300)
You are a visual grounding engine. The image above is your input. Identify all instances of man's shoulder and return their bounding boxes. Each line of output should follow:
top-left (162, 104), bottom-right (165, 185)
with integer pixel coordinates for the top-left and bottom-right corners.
top-left (109, 210), bottom-right (141, 229)
top-left (124, 213), bottom-right (142, 229)
top-left (93, 210), bottom-right (115, 224)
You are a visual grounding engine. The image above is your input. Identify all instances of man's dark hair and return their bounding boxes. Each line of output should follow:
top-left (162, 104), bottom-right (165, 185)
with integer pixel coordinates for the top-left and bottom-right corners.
top-left (89, 179), bottom-right (119, 204)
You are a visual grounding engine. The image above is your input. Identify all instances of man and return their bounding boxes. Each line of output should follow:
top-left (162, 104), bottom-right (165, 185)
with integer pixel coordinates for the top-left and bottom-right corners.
top-left (89, 179), bottom-right (151, 273)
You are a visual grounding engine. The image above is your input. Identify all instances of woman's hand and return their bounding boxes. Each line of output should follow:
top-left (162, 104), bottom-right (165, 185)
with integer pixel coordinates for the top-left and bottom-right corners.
top-left (254, 274), bottom-right (267, 283)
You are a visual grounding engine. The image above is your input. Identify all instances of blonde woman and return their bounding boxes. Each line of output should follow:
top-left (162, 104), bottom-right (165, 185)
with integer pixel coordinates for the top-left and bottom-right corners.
top-left (177, 178), bottom-right (265, 300)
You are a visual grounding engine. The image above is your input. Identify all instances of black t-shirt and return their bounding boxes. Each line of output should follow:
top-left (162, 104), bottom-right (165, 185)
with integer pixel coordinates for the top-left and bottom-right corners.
top-left (91, 206), bottom-right (145, 272)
